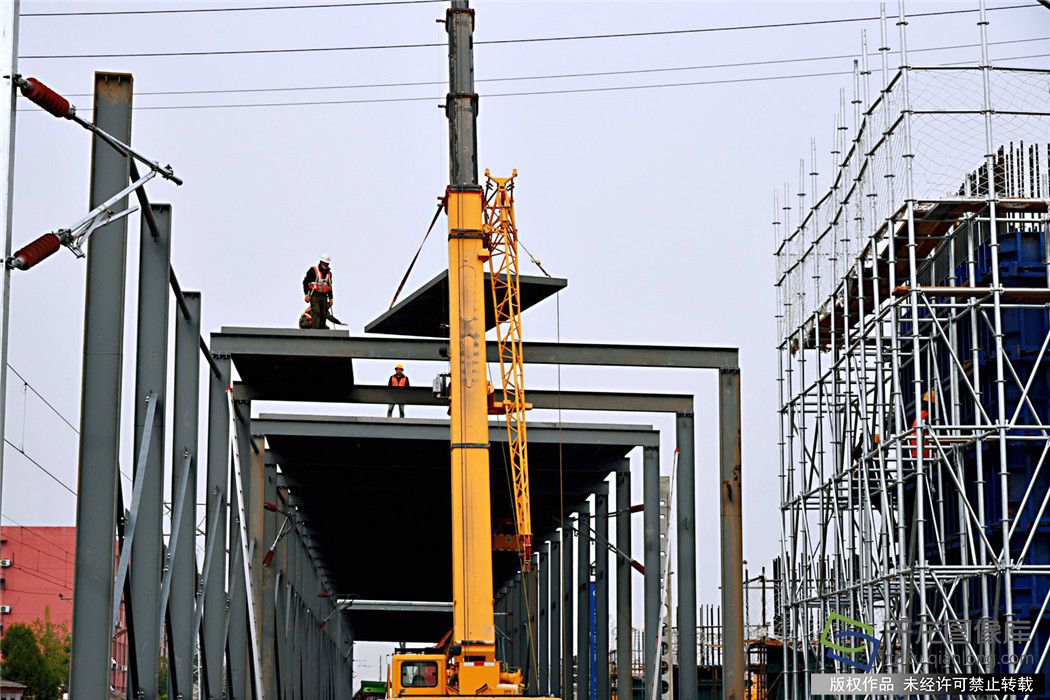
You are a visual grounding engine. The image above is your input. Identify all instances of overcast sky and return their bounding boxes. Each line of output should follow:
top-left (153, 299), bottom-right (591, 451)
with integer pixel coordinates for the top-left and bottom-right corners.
top-left (3, 0), bottom-right (1048, 678)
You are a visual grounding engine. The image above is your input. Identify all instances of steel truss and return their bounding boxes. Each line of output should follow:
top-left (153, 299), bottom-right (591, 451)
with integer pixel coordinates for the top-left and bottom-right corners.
top-left (774, 3), bottom-right (1050, 698)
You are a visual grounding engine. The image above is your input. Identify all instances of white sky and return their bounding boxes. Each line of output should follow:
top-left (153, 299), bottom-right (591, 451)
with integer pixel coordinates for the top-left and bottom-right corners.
top-left (3, 0), bottom-right (1048, 682)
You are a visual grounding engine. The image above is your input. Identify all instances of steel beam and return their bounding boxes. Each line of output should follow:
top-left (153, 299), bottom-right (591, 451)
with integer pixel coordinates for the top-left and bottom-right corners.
top-left (577, 501), bottom-right (590, 700)
top-left (348, 600), bottom-right (453, 613)
top-left (170, 289), bottom-right (200, 694)
top-left (676, 408), bottom-right (697, 697)
top-left (70, 71), bottom-right (134, 700)
top-left (549, 537), bottom-right (561, 697)
top-left (719, 369), bottom-right (744, 700)
top-left (538, 543), bottom-right (549, 694)
top-left (203, 355), bottom-right (230, 699)
top-left (236, 382), bottom-right (693, 414)
top-left (212, 328), bottom-right (738, 370)
top-left (615, 466), bottom-right (633, 700)
top-left (595, 483), bottom-right (610, 700)
top-left (642, 444), bottom-right (660, 699)
top-left (254, 414), bottom-right (657, 448)
top-left (561, 521), bottom-right (574, 700)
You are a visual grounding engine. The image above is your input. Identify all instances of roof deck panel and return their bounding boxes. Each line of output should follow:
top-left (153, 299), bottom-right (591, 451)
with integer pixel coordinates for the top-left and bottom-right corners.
top-left (364, 270), bottom-right (567, 337)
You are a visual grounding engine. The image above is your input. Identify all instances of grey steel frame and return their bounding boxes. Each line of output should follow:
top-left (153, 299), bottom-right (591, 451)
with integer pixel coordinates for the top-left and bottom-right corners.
top-left (213, 327), bottom-right (743, 700)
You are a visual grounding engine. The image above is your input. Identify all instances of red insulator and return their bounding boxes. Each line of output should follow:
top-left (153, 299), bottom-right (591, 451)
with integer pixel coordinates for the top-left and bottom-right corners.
top-left (262, 549), bottom-right (275, 568)
top-left (20, 78), bottom-right (71, 118)
top-left (11, 233), bottom-right (61, 270)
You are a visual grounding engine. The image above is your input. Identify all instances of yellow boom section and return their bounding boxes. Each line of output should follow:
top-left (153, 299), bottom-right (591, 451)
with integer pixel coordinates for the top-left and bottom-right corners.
top-left (483, 170), bottom-right (533, 568)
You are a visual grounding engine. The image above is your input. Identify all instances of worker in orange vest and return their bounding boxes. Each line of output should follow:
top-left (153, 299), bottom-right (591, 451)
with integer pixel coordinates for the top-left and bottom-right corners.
top-left (302, 255), bottom-right (339, 329)
top-left (907, 391), bottom-right (936, 461)
top-left (387, 363), bottom-right (409, 418)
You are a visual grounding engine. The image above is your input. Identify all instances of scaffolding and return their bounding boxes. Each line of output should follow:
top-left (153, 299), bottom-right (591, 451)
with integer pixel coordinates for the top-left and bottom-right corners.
top-left (774, 2), bottom-right (1050, 698)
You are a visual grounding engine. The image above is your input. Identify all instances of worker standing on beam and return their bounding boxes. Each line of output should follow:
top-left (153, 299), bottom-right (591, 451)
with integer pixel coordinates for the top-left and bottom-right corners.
top-left (302, 254), bottom-right (338, 329)
top-left (387, 363), bottom-right (409, 418)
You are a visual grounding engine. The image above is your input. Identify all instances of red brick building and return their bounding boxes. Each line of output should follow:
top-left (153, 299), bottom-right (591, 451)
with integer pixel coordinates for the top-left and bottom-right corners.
top-left (0, 527), bottom-right (127, 694)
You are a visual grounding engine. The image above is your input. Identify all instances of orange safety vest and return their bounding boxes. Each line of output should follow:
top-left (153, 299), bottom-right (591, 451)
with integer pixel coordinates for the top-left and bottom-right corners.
top-left (907, 408), bottom-right (935, 461)
top-left (389, 374), bottom-right (408, 387)
top-left (309, 266), bottom-right (332, 294)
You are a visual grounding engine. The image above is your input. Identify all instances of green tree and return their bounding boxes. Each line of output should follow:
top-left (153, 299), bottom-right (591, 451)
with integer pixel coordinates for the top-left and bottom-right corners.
top-left (30, 608), bottom-right (71, 694)
top-left (158, 654), bottom-right (168, 700)
top-left (1, 622), bottom-right (58, 700)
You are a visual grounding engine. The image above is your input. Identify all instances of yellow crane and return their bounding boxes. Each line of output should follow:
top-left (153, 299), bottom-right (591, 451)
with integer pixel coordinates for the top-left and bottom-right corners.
top-left (485, 170), bottom-right (534, 569)
top-left (387, 2), bottom-right (554, 697)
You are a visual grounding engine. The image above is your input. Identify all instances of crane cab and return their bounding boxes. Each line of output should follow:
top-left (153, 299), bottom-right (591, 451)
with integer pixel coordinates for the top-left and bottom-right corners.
top-left (389, 654), bottom-right (447, 697)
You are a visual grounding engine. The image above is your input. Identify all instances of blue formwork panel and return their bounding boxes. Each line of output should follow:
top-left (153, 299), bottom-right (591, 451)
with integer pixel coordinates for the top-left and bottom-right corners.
top-left (907, 229), bottom-right (1049, 685)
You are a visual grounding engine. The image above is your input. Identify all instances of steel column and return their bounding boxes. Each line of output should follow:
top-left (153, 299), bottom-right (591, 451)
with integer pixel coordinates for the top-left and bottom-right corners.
top-left (615, 467), bottom-right (633, 700)
top-left (642, 444), bottom-right (660, 699)
top-left (527, 558), bottom-right (539, 694)
top-left (170, 289), bottom-right (200, 694)
top-left (561, 521), bottom-right (574, 700)
top-left (675, 409), bottom-right (697, 697)
top-left (719, 369), bottom-right (744, 700)
top-left (549, 537), bottom-right (562, 697)
top-left (247, 437), bottom-right (267, 696)
top-left (128, 202), bottom-right (171, 698)
top-left (577, 501), bottom-right (590, 700)
top-left (595, 483), bottom-right (610, 700)
top-left (203, 356), bottom-right (230, 699)
top-left (0, 18), bottom-right (18, 695)
top-left (538, 543), bottom-right (549, 694)
top-left (228, 402), bottom-right (252, 699)
top-left (70, 71), bottom-right (134, 700)
top-left (262, 459), bottom-right (279, 699)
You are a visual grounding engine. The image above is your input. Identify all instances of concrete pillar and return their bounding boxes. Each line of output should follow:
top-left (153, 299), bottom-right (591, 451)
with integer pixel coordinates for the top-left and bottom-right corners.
top-left (595, 483), bottom-right (610, 700)
top-left (70, 71), bottom-right (134, 700)
top-left (676, 409), bottom-right (697, 697)
top-left (615, 466), bottom-right (633, 700)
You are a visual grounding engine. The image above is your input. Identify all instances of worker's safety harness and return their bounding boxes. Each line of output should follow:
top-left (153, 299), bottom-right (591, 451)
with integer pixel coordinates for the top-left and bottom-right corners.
top-left (308, 266), bottom-right (332, 294)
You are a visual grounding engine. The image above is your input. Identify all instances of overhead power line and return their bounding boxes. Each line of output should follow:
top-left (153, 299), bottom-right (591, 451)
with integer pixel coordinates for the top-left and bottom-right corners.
top-left (3, 439), bottom-right (77, 498)
top-left (8, 364), bottom-right (78, 435)
top-left (19, 51), bottom-right (1048, 113)
top-left (17, 3), bottom-right (1040, 60)
top-left (21, 0), bottom-right (444, 16)
top-left (48, 35), bottom-right (1050, 99)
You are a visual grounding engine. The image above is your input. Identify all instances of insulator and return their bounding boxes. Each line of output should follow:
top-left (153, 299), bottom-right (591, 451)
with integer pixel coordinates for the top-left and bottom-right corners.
top-left (11, 233), bottom-right (61, 270)
top-left (20, 78), bottom-right (72, 119)
top-left (262, 549), bottom-right (275, 567)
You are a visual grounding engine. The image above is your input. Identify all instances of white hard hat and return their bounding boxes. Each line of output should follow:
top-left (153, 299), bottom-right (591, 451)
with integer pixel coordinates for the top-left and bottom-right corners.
top-left (320, 254), bottom-right (331, 264)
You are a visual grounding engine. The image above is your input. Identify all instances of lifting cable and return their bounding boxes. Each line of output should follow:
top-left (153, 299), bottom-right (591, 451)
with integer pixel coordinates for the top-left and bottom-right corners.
top-left (388, 196), bottom-right (446, 309)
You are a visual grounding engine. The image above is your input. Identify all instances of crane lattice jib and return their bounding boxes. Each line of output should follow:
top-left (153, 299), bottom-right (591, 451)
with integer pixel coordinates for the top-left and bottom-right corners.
top-left (483, 170), bottom-right (533, 567)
